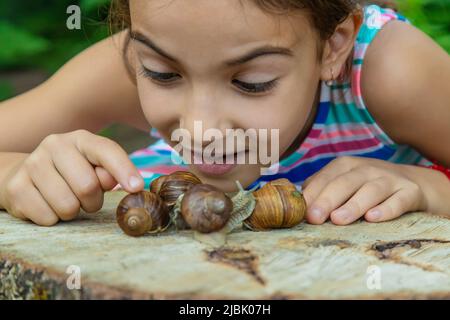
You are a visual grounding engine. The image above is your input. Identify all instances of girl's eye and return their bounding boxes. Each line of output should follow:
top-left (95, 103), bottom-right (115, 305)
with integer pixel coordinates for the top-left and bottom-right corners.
top-left (139, 66), bottom-right (277, 93)
top-left (139, 67), bottom-right (181, 83)
top-left (232, 78), bottom-right (278, 94)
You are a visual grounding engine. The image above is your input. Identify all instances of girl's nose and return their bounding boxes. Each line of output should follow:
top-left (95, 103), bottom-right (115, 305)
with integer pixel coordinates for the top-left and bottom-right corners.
top-left (179, 87), bottom-right (233, 147)
top-left (180, 117), bottom-right (233, 151)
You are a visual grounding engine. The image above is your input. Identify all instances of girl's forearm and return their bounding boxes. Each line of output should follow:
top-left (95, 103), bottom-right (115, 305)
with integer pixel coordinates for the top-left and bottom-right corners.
top-left (0, 152), bottom-right (29, 209)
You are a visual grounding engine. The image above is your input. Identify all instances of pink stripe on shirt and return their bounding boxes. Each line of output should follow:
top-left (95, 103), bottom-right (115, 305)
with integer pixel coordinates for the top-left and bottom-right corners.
top-left (302, 137), bottom-right (381, 161)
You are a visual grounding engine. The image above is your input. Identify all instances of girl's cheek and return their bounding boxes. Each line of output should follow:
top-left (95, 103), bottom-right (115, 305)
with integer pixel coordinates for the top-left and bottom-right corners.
top-left (136, 81), bottom-right (181, 129)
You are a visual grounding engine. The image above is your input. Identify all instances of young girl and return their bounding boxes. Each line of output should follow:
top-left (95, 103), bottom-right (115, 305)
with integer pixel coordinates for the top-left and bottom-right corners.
top-left (0, 0), bottom-right (449, 227)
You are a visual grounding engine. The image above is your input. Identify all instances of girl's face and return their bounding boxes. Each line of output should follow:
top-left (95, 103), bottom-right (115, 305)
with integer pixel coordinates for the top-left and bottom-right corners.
top-left (130, 0), bottom-right (323, 191)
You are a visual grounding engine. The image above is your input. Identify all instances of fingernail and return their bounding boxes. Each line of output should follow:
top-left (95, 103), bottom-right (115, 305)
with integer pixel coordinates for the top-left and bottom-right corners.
top-left (334, 208), bottom-right (351, 222)
top-left (129, 175), bottom-right (142, 189)
top-left (368, 209), bottom-right (382, 221)
top-left (310, 206), bottom-right (324, 220)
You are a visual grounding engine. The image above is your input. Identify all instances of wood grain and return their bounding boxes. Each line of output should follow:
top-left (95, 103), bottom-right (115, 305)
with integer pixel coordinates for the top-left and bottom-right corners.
top-left (0, 191), bottom-right (449, 299)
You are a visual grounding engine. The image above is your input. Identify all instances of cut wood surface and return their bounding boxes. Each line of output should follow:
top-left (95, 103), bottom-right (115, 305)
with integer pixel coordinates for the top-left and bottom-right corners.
top-left (0, 191), bottom-right (449, 299)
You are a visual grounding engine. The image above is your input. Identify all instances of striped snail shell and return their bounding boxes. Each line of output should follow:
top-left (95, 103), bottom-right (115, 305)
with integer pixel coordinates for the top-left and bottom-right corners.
top-left (155, 171), bottom-right (202, 209)
top-left (116, 191), bottom-right (169, 237)
top-left (149, 175), bottom-right (168, 194)
top-left (244, 178), bottom-right (306, 231)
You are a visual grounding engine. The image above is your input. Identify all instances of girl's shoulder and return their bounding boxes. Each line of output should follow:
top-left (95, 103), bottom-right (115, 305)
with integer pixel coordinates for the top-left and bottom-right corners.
top-left (358, 5), bottom-right (450, 149)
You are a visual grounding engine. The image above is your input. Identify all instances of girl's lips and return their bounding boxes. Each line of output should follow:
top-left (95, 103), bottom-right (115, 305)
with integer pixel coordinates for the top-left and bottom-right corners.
top-left (193, 162), bottom-right (238, 176)
top-left (190, 151), bottom-right (245, 176)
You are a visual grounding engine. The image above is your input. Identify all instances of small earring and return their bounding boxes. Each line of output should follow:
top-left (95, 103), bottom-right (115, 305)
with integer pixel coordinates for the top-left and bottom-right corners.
top-left (325, 68), bottom-right (335, 87)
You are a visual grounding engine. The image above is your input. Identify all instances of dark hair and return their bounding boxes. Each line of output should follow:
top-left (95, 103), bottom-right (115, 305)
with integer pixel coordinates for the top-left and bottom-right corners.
top-left (109, 0), bottom-right (396, 37)
top-left (109, 1), bottom-right (396, 79)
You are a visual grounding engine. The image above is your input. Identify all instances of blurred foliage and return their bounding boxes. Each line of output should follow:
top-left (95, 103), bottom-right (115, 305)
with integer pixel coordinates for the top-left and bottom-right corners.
top-left (398, 0), bottom-right (450, 52)
top-left (0, 0), bottom-right (110, 72)
top-left (0, 0), bottom-right (448, 94)
top-left (0, 81), bottom-right (14, 101)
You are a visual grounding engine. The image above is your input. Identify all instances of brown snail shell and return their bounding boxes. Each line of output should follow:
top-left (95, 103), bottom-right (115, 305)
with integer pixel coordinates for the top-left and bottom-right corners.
top-left (244, 178), bottom-right (306, 231)
top-left (149, 175), bottom-right (168, 194)
top-left (116, 191), bottom-right (169, 237)
top-left (158, 171), bottom-right (202, 209)
top-left (181, 184), bottom-right (233, 233)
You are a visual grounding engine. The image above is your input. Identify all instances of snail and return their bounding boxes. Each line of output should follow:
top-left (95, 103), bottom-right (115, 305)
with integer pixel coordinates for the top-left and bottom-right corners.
top-left (244, 178), bottom-right (306, 231)
top-left (116, 173), bottom-right (305, 240)
top-left (181, 184), bottom-right (233, 233)
top-left (116, 191), bottom-right (170, 237)
top-left (151, 171), bottom-right (202, 209)
top-left (149, 175), bottom-right (168, 194)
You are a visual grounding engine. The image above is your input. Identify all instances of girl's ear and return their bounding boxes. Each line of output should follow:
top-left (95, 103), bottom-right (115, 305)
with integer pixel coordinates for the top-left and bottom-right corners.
top-left (320, 9), bottom-right (363, 82)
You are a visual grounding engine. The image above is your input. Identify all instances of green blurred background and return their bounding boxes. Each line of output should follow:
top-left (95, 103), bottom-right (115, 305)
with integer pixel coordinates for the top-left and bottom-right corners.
top-left (0, 0), bottom-right (110, 99)
top-left (0, 0), bottom-right (152, 151)
top-left (0, 0), bottom-right (448, 150)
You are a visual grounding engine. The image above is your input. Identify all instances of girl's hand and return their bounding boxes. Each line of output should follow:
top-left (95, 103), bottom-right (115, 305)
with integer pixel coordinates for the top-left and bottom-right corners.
top-left (0, 130), bottom-right (144, 226)
top-left (302, 156), bottom-right (430, 225)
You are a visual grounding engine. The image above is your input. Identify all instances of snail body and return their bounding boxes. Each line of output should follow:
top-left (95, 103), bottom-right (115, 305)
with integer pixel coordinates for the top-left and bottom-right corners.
top-left (244, 179), bottom-right (306, 231)
top-left (116, 191), bottom-right (169, 237)
top-left (152, 171), bottom-right (202, 209)
top-left (181, 184), bottom-right (233, 233)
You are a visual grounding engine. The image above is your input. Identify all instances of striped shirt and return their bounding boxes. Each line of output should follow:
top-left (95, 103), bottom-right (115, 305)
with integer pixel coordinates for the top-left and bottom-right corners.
top-left (125, 4), bottom-right (433, 191)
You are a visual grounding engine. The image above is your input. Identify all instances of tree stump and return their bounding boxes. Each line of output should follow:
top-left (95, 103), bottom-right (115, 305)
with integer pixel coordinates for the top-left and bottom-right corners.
top-left (0, 191), bottom-right (449, 299)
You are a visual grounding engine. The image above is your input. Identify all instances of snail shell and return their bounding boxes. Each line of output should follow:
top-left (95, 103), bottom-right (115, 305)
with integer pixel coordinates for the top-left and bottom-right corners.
top-left (157, 171), bottom-right (202, 208)
top-left (181, 184), bottom-right (233, 233)
top-left (149, 175), bottom-right (168, 194)
top-left (244, 178), bottom-right (306, 231)
top-left (116, 191), bottom-right (169, 237)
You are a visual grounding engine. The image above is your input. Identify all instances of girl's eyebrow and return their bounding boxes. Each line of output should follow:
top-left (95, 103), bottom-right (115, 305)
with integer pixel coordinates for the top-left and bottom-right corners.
top-left (130, 30), bottom-right (178, 63)
top-left (130, 30), bottom-right (294, 66)
top-left (226, 46), bottom-right (294, 66)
